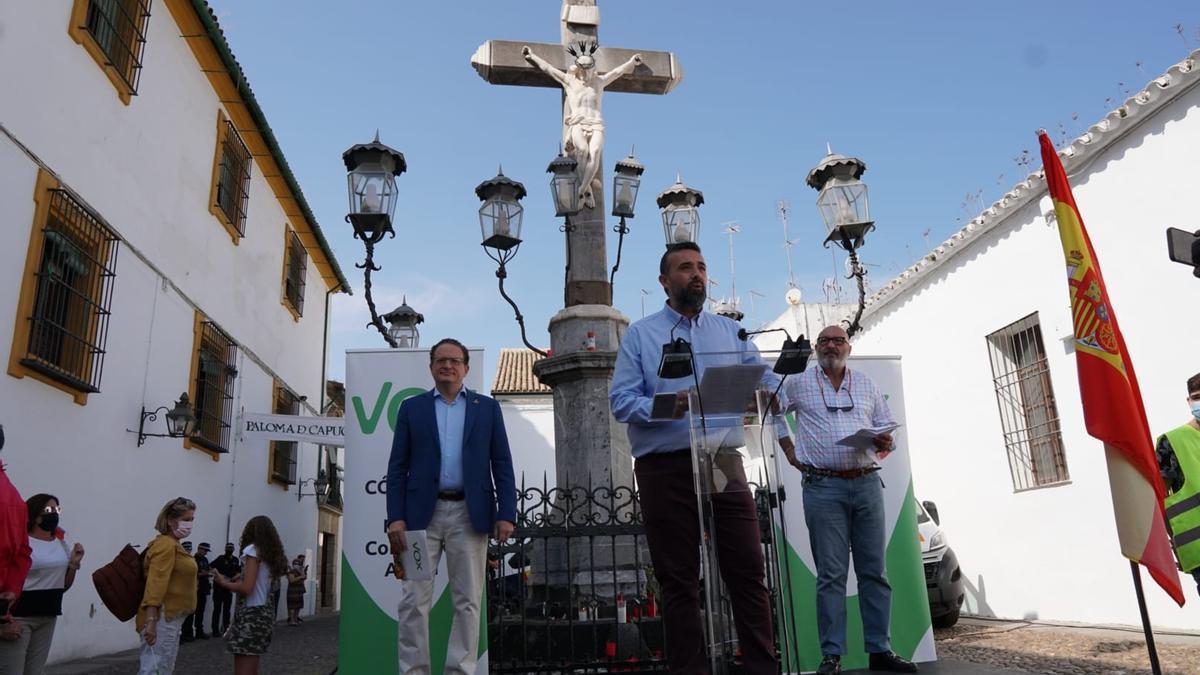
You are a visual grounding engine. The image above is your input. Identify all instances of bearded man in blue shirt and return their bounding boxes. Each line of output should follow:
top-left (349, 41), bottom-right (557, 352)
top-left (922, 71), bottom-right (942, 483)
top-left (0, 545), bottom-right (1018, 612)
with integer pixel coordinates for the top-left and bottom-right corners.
top-left (610, 242), bottom-right (778, 674)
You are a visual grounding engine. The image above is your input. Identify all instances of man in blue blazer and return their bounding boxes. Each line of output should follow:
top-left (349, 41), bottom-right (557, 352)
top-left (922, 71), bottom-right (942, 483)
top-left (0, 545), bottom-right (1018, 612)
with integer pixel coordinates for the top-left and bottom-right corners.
top-left (386, 338), bottom-right (516, 675)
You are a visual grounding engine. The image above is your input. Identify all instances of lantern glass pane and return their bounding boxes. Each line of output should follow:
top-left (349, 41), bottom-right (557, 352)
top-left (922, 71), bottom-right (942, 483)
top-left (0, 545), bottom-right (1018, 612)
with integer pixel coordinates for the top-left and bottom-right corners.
top-left (612, 173), bottom-right (640, 218)
top-left (479, 198), bottom-right (524, 244)
top-left (550, 174), bottom-right (579, 216)
top-left (816, 181), bottom-right (870, 233)
top-left (348, 170), bottom-right (398, 220)
top-left (662, 206), bottom-right (699, 245)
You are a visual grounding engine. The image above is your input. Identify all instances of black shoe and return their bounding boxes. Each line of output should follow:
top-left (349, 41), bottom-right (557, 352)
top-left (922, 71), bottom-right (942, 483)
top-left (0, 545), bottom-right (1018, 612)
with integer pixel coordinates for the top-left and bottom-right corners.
top-left (181, 635), bottom-right (195, 643)
top-left (869, 651), bottom-right (918, 672)
top-left (195, 631), bottom-right (209, 639)
top-left (817, 655), bottom-right (841, 674)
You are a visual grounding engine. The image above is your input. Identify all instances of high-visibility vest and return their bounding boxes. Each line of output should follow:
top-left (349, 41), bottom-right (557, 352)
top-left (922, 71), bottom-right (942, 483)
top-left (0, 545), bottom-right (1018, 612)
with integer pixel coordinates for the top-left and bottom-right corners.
top-left (1161, 424), bottom-right (1200, 573)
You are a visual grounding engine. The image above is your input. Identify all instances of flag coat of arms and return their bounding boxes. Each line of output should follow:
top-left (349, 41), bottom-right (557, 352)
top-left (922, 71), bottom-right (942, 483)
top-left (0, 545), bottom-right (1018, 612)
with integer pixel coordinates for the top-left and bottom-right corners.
top-left (1038, 131), bottom-right (1185, 606)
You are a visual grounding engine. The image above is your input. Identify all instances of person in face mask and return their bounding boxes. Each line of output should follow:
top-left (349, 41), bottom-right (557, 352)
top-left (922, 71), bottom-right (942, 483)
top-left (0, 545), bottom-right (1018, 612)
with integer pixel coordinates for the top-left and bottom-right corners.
top-left (136, 498), bottom-right (198, 675)
top-left (0, 494), bottom-right (84, 674)
top-left (1156, 373), bottom-right (1200, 598)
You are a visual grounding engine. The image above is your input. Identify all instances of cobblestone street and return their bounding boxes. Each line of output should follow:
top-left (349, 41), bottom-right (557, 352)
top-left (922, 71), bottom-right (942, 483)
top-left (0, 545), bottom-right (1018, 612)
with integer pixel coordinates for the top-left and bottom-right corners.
top-left (46, 613), bottom-right (339, 675)
top-left (934, 618), bottom-right (1200, 675)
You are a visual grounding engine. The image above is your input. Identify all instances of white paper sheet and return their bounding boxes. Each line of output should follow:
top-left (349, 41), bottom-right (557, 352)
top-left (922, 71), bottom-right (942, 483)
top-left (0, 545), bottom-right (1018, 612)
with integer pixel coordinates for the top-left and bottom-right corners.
top-left (835, 423), bottom-right (902, 451)
top-left (696, 364), bottom-right (768, 414)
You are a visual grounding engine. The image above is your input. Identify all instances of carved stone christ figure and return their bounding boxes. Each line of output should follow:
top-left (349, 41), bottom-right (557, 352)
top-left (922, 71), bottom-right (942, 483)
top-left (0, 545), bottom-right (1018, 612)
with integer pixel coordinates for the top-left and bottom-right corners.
top-left (523, 42), bottom-right (642, 209)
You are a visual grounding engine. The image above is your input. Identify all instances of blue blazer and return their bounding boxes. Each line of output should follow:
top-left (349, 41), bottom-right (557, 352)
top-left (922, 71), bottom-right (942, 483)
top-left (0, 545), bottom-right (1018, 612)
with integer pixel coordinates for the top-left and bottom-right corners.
top-left (385, 388), bottom-right (517, 534)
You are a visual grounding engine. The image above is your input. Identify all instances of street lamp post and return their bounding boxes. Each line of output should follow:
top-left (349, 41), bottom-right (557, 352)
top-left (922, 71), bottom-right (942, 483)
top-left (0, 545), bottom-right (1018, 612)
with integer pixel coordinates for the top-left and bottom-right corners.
top-left (608, 149), bottom-right (645, 286)
top-left (476, 168), bottom-right (546, 356)
top-left (806, 149), bottom-right (873, 336)
top-left (656, 175), bottom-right (704, 247)
top-left (343, 133), bottom-right (407, 347)
top-left (382, 298), bottom-right (425, 348)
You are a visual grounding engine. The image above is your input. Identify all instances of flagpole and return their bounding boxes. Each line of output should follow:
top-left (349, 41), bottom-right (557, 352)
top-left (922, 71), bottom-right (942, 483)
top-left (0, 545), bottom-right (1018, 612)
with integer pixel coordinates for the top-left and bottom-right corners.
top-left (1130, 561), bottom-right (1163, 675)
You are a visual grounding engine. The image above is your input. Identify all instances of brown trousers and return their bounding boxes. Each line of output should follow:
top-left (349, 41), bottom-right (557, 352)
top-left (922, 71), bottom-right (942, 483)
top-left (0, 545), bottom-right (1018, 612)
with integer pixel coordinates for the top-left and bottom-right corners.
top-left (636, 451), bottom-right (778, 674)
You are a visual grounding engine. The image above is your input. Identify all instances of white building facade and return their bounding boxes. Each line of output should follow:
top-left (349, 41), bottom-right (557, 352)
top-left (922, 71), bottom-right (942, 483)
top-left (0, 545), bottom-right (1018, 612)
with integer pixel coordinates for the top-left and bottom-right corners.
top-left (843, 51), bottom-right (1200, 629)
top-left (0, 0), bottom-right (348, 662)
top-left (491, 348), bottom-right (557, 492)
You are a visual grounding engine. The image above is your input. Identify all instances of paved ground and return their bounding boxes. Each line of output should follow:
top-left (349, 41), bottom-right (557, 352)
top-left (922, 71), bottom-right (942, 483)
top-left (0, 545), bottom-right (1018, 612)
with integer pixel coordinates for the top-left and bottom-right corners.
top-left (45, 613), bottom-right (1199, 673)
top-left (46, 613), bottom-right (338, 675)
top-left (934, 617), bottom-right (1200, 674)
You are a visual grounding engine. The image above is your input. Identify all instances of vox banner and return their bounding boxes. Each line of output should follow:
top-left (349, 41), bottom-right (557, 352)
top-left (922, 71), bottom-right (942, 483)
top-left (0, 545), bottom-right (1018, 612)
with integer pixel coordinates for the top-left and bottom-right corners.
top-left (340, 348), bottom-right (487, 675)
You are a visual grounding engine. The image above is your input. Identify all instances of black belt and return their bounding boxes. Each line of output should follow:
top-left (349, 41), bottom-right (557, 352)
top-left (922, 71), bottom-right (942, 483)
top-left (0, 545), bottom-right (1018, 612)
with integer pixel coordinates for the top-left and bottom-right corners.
top-left (438, 490), bottom-right (465, 501)
top-left (799, 464), bottom-right (880, 479)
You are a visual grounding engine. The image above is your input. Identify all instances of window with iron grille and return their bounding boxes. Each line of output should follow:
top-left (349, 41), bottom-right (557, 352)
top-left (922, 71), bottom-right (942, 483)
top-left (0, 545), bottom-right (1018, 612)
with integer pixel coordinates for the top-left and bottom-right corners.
top-left (985, 313), bottom-right (1069, 491)
top-left (19, 189), bottom-right (120, 395)
top-left (283, 230), bottom-right (307, 317)
top-left (271, 384), bottom-right (299, 485)
top-left (192, 322), bottom-right (237, 453)
top-left (213, 118), bottom-right (251, 237)
top-left (83, 0), bottom-right (150, 92)
top-left (69, 0), bottom-right (151, 103)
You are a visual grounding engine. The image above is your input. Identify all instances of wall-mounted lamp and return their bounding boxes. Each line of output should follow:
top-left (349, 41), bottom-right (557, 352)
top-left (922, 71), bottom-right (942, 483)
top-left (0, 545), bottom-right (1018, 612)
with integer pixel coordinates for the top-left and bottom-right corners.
top-left (135, 393), bottom-right (197, 447)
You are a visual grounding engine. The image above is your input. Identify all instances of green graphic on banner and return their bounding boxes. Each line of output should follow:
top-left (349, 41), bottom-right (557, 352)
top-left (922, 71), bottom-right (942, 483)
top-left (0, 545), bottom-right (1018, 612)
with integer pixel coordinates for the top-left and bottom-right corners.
top-left (339, 554), bottom-right (486, 674)
top-left (774, 480), bottom-right (931, 673)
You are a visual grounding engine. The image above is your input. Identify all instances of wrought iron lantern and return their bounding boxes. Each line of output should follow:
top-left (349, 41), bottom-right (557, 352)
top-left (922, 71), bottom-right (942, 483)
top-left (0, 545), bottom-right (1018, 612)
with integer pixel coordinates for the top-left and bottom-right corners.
top-left (611, 149), bottom-right (644, 219)
top-left (806, 150), bottom-right (873, 251)
top-left (343, 132), bottom-right (407, 244)
top-left (477, 169), bottom-right (527, 254)
top-left (547, 151), bottom-right (581, 217)
top-left (382, 297), bottom-right (424, 348)
top-left (656, 175), bottom-right (704, 247)
top-left (136, 393), bottom-right (197, 446)
top-left (298, 471), bottom-right (330, 503)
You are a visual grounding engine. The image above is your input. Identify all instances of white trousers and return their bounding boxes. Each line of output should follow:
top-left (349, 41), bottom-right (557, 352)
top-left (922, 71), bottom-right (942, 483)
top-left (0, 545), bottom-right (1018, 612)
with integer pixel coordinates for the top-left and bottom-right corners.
top-left (0, 615), bottom-right (57, 675)
top-left (137, 615), bottom-right (185, 675)
top-left (397, 499), bottom-right (488, 675)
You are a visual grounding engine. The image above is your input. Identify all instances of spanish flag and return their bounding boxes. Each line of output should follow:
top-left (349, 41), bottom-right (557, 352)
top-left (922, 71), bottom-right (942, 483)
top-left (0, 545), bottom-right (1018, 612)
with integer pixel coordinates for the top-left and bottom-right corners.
top-left (1039, 131), bottom-right (1185, 605)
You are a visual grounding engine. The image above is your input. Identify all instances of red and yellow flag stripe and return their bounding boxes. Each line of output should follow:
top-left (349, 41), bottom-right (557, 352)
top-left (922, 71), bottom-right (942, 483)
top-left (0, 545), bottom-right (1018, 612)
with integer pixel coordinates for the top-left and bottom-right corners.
top-left (1039, 131), bottom-right (1184, 606)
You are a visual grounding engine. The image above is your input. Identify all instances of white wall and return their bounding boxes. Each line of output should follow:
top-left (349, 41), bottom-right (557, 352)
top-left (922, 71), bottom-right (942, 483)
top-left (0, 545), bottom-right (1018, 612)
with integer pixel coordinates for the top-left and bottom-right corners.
top-left (0, 0), bottom-right (335, 662)
top-left (847, 82), bottom-right (1200, 629)
top-left (496, 395), bottom-right (557, 492)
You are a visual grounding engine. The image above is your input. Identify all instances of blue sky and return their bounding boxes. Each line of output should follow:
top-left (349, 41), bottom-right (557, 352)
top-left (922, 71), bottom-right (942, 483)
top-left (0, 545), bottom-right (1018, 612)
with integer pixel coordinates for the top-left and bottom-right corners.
top-left (208, 1), bottom-right (1200, 387)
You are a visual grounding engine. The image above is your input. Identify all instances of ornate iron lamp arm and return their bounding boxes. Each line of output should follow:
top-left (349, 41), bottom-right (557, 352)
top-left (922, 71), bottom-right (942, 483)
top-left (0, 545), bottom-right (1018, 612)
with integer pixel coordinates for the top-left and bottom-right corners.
top-left (496, 261), bottom-right (548, 357)
top-left (356, 235), bottom-right (397, 348)
top-left (842, 231), bottom-right (867, 338)
top-left (609, 216), bottom-right (629, 288)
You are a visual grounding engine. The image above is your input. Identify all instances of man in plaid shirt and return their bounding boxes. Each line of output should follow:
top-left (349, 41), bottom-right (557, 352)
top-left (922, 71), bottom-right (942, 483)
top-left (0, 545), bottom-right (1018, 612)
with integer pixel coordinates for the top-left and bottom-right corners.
top-left (781, 325), bottom-right (916, 674)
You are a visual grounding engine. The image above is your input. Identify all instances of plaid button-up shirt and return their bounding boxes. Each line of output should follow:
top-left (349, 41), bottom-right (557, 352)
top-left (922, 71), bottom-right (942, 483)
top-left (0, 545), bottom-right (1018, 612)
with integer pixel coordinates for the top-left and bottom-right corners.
top-left (783, 365), bottom-right (896, 471)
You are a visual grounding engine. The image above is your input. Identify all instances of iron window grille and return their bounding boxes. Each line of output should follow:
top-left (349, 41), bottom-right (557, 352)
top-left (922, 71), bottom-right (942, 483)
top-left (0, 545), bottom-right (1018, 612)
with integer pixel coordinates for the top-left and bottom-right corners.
top-left (215, 119), bottom-right (251, 236)
top-left (21, 189), bottom-right (120, 394)
top-left (985, 312), bottom-right (1069, 491)
top-left (284, 230), bottom-right (307, 316)
top-left (83, 0), bottom-right (151, 94)
top-left (271, 385), bottom-right (299, 485)
top-left (193, 322), bottom-right (237, 453)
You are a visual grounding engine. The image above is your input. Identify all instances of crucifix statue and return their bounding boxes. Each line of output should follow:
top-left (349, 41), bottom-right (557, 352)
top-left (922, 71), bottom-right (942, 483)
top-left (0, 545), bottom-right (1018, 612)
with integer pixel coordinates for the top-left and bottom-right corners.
top-left (522, 42), bottom-right (642, 208)
top-left (471, 1), bottom-right (683, 499)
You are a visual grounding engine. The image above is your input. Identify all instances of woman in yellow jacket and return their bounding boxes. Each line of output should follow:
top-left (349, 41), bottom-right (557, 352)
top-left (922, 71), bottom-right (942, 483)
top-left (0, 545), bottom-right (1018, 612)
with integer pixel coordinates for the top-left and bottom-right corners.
top-left (136, 498), bottom-right (198, 675)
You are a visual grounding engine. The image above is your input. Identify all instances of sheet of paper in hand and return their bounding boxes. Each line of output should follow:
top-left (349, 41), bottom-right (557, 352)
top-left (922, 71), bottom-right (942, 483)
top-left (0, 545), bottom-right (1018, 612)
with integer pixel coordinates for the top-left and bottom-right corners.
top-left (835, 423), bottom-right (902, 451)
top-left (399, 530), bottom-right (433, 581)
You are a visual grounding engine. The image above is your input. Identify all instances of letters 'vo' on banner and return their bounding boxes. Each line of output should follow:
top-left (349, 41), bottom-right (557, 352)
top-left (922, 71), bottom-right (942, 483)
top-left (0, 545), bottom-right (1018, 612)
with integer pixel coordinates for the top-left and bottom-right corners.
top-left (339, 348), bottom-right (486, 675)
top-left (773, 354), bottom-right (936, 673)
top-left (238, 412), bottom-right (345, 446)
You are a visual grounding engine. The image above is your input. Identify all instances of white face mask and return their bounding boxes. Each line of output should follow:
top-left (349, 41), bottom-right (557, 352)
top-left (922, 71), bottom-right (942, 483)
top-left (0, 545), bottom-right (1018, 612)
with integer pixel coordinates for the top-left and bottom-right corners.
top-left (173, 520), bottom-right (193, 540)
top-left (1190, 400), bottom-right (1200, 422)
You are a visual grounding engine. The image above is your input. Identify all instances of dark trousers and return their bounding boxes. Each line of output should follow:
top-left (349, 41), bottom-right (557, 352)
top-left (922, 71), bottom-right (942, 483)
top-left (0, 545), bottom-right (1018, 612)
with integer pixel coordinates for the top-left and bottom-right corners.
top-left (635, 451), bottom-right (777, 674)
top-left (182, 589), bottom-right (209, 637)
top-left (211, 587), bottom-right (233, 635)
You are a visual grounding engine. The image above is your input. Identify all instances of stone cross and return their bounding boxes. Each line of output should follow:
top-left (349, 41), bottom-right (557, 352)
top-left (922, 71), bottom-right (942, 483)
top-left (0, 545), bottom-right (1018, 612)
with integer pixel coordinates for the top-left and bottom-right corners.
top-left (471, 0), bottom-right (684, 307)
top-left (471, 2), bottom-right (683, 506)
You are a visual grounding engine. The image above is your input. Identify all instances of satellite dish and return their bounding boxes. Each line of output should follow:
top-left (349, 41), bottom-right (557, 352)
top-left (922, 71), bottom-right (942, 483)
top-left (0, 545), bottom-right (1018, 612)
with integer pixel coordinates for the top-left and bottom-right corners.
top-left (785, 288), bottom-right (802, 306)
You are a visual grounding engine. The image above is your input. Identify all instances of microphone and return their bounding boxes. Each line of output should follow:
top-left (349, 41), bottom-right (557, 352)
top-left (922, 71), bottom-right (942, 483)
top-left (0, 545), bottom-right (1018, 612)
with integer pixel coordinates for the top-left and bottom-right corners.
top-left (658, 313), bottom-right (694, 379)
top-left (737, 327), bottom-right (812, 375)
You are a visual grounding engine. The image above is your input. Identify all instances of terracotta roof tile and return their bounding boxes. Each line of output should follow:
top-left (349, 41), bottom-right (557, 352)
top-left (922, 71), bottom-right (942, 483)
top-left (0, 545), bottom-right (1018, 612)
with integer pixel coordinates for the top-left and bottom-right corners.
top-left (491, 348), bottom-right (551, 395)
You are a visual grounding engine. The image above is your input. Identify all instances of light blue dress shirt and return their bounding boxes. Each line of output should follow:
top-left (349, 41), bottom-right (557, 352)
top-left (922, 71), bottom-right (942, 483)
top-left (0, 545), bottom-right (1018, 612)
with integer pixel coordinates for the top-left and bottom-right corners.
top-left (610, 303), bottom-right (784, 458)
top-left (434, 386), bottom-right (467, 491)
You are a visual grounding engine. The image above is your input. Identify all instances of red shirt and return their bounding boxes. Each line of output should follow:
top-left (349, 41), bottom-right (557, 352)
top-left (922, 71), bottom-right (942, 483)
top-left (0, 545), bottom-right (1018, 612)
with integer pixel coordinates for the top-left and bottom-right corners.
top-left (0, 464), bottom-right (31, 599)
